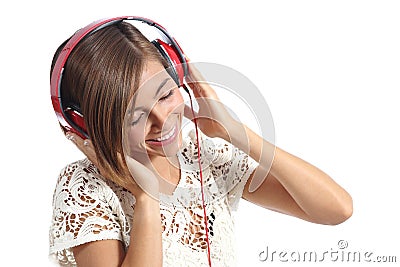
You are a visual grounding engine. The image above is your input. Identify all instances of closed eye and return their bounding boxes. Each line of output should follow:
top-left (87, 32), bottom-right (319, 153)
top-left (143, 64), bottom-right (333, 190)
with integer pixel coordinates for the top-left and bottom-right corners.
top-left (132, 112), bottom-right (145, 126)
top-left (159, 89), bottom-right (174, 101)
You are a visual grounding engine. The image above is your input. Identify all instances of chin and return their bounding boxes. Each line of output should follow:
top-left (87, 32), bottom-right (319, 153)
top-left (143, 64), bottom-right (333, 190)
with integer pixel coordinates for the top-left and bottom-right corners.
top-left (147, 132), bottom-right (183, 158)
top-left (145, 118), bottom-right (184, 157)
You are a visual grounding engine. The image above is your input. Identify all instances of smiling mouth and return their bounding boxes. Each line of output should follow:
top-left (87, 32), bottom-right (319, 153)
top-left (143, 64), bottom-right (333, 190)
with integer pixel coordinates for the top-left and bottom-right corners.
top-left (146, 124), bottom-right (178, 146)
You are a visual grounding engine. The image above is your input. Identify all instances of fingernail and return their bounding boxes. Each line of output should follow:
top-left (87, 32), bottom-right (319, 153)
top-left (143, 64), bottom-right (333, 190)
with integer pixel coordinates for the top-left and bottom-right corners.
top-left (66, 133), bottom-right (75, 142)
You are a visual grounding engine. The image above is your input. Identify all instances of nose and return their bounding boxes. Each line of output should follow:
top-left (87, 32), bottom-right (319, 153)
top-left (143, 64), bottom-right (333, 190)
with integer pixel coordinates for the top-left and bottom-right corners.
top-left (148, 104), bottom-right (171, 132)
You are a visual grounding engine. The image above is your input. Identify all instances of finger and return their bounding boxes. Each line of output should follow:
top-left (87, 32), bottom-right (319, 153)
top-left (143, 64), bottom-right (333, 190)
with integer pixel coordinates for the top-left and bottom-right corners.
top-left (186, 62), bottom-right (205, 82)
top-left (185, 63), bottom-right (216, 99)
top-left (66, 132), bottom-right (90, 150)
top-left (185, 79), bottom-right (219, 100)
top-left (183, 104), bottom-right (199, 121)
top-left (185, 80), bottom-right (203, 99)
top-left (125, 156), bottom-right (160, 199)
top-left (185, 97), bottom-right (217, 122)
top-left (183, 54), bottom-right (190, 63)
top-left (65, 132), bottom-right (98, 165)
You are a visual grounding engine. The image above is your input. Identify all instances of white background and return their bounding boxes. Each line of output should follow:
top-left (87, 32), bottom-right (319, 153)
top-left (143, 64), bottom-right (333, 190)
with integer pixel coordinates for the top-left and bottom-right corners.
top-left (1, 1), bottom-right (399, 266)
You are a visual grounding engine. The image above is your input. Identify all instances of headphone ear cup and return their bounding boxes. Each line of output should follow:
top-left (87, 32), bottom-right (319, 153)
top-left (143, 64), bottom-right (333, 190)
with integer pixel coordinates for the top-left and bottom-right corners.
top-left (151, 39), bottom-right (185, 85)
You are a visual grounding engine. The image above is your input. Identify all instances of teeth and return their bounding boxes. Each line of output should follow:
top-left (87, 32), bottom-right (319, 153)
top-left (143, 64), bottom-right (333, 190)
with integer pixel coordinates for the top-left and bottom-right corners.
top-left (155, 126), bottom-right (175, 142)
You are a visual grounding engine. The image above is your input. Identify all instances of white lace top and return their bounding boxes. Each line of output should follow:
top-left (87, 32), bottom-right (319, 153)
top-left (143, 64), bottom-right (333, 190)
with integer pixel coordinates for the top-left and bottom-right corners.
top-left (49, 129), bottom-right (258, 266)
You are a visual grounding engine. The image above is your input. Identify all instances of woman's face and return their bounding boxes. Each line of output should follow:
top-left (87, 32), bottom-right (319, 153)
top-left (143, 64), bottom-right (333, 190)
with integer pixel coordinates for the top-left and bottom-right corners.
top-left (125, 61), bottom-right (185, 159)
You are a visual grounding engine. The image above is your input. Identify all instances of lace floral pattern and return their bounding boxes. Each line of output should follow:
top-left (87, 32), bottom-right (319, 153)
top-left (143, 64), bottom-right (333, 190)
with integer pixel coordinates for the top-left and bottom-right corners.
top-left (49, 129), bottom-right (258, 266)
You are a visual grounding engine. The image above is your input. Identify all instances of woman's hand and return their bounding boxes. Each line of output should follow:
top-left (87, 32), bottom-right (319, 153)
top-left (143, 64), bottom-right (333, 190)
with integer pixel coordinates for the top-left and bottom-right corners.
top-left (65, 132), bottom-right (160, 200)
top-left (65, 133), bottom-right (163, 267)
top-left (183, 62), bottom-right (239, 140)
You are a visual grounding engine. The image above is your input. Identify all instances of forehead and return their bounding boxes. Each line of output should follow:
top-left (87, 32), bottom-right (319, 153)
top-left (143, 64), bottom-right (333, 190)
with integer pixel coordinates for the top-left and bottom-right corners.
top-left (140, 61), bottom-right (168, 84)
top-left (130, 61), bottom-right (175, 110)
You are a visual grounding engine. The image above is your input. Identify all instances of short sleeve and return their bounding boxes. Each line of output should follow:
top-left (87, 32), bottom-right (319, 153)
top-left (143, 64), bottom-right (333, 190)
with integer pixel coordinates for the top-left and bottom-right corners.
top-left (226, 145), bottom-right (259, 210)
top-left (203, 134), bottom-right (259, 211)
top-left (49, 159), bottom-right (126, 266)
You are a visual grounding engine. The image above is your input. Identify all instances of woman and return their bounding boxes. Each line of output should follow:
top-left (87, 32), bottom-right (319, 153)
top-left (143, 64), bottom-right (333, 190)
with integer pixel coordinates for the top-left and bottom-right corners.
top-left (49, 18), bottom-right (352, 267)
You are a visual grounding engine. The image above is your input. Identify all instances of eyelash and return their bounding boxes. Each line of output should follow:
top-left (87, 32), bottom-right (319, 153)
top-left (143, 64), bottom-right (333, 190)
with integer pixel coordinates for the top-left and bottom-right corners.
top-left (159, 89), bottom-right (174, 101)
top-left (132, 113), bottom-right (144, 126)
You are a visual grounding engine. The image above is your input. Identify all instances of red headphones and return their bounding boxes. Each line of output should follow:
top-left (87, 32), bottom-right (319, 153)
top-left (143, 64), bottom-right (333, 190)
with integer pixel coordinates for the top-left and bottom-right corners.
top-left (50, 16), bottom-right (188, 139)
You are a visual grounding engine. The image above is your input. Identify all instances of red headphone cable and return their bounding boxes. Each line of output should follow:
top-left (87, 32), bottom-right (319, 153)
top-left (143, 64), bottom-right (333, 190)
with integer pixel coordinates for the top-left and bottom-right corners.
top-left (183, 84), bottom-right (212, 267)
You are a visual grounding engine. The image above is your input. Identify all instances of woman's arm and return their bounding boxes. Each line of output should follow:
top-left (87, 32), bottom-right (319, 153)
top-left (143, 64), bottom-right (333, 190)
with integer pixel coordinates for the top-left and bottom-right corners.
top-left (72, 194), bottom-right (162, 267)
top-left (67, 133), bottom-right (163, 267)
top-left (227, 121), bottom-right (353, 225)
top-left (184, 64), bottom-right (352, 225)
top-left (122, 194), bottom-right (162, 266)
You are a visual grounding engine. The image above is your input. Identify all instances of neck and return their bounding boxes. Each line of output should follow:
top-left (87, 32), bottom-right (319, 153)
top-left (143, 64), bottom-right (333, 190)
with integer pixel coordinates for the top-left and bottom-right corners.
top-left (150, 155), bottom-right (181, 195)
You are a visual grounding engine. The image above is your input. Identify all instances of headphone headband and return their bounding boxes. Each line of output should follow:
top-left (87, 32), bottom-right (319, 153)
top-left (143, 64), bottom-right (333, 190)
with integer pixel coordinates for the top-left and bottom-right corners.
top-left (50, 16), bottom-right (188, 138)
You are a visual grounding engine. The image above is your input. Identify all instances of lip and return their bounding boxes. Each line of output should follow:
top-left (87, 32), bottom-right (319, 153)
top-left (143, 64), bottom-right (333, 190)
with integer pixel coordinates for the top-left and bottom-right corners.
top-left (145, 124), bottom-right (178, 147)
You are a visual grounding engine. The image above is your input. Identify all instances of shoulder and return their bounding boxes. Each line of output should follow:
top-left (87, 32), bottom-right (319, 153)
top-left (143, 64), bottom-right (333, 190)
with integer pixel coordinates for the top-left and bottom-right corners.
top-left (49, 159), bottom-right (130, 262)
top-left (54, 158), bottom-right (104, 194)
top-left (181, 128), bottom-right (258, 209)
top-left (58, 157), bottom-right (101, 177)
top-left (181, 128), bottom-right (252, 167)
top-left (51, 158), bottom-right (121, 211)
top-left (181, 128), bottom-right (231, 161)
top-left (180, 128), bottom-right (258, 182)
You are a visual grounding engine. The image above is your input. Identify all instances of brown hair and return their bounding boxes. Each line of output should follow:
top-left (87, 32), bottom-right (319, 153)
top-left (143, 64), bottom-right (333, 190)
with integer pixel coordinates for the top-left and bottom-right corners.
top-left (51, 21), bottom-right (167, 186)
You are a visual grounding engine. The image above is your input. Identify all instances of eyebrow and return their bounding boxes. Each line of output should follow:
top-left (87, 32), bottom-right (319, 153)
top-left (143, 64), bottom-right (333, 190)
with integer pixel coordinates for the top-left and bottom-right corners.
top-left (132, 77), bottom-right (170, 112)
top-left (153, 78), bottom-right (170, 99)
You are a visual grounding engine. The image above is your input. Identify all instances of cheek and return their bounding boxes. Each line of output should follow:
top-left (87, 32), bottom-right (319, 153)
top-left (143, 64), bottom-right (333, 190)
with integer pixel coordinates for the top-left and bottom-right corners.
top-left (126, 126), bottom-right (145, 155)
top-left (170, 90), bottom-right (184, 113)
